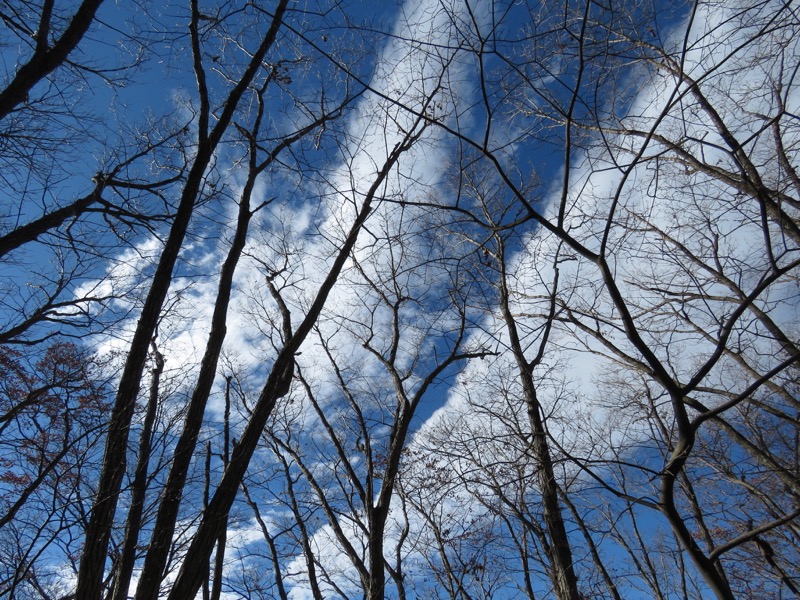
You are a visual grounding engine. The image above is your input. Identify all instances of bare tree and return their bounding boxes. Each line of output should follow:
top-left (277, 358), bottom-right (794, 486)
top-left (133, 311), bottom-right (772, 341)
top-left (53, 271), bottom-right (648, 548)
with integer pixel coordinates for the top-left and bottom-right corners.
top-left (2, 0), bottom-right (798, 598)
top-left (0, 341), bottom-right (109, 597)
top-left (430, 1), bottom-right (800, 597)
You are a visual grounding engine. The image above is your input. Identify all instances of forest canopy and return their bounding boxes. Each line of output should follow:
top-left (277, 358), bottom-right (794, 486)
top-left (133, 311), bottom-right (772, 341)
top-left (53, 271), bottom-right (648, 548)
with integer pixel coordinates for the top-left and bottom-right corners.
top-left (0, 0), bottom-right (798, 598)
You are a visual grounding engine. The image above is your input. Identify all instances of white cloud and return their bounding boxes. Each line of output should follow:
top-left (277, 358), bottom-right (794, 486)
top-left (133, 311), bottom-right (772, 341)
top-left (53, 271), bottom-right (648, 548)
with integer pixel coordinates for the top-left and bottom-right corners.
top-left (62, 0), bottom-right (798, 596)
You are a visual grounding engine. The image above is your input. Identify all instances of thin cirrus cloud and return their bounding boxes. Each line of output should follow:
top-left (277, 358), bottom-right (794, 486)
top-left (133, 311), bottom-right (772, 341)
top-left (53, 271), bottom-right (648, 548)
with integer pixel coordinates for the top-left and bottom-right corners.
top-left (373, 0), bottom-right (798, 595)
top-left (234, 0), bottom-right (485, 595)
top-left (418, 0), bottom-right (799, 471)
top-left (64, 0), bottom-right (797, 596)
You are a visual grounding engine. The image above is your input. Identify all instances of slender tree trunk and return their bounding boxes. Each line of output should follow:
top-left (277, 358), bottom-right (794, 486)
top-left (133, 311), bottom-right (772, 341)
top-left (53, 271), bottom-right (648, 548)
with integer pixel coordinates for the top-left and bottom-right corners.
top-left (241, 482), bottom-right (290, 600)
top-left (108, 343), bottom-right (164, 600)
top-left (560, 491), bottom-right (623, 600)
top-left (497, 239), bottom-right (581, 600)
top-left (275, 449), bottom-right (324, 600)
top-left (77, 3), bottom-right (291, 597)
top-left (210, 379), bottom-right (231, 600)
top-left (202, 442), bottom-right (213, 600)
top-left (165, 131), bottom-right (422, 600)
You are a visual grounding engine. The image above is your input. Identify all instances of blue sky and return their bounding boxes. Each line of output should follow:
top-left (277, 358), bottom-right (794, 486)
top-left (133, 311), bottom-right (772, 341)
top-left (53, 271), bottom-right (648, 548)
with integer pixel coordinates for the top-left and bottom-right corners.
top-left (2, 0), bottom-right (799, 598)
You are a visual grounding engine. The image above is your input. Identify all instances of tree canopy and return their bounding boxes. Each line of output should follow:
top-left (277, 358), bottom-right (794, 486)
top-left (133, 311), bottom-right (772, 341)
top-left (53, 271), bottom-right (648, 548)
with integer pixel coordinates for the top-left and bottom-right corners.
top-left (1, 0), bottom-right (798, 598)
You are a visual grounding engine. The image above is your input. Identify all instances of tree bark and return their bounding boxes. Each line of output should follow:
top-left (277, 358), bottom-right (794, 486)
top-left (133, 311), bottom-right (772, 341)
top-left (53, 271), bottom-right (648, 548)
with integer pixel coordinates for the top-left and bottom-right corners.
top-left (165, 130), bottom-right (422, 600)
top-left (0, 0), bottom-right (105, 119)
top-left (108, 343), bottom-right (163, 600)
top-left (497, 238), bottom-right (581, 600)
top-left (75, 2), bottom-right (290, 596)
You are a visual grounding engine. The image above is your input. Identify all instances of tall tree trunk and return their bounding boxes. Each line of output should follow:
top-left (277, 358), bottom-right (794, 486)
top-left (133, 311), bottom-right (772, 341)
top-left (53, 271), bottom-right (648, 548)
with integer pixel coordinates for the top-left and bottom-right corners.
top-left (210, 378), bottom-right (232, 600)
top-left (165, 130), bottom-right (423, 600)
top-left (108, 343), bottom-right (163, 600)
top-left (133, 136), bottom-right (255, 600)
top-left (497, 238), bottom-right (581, 600)
top-left (76, 2), bottom-right (290, 596)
